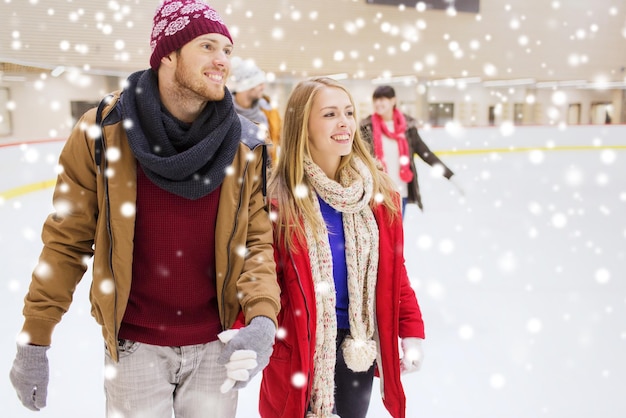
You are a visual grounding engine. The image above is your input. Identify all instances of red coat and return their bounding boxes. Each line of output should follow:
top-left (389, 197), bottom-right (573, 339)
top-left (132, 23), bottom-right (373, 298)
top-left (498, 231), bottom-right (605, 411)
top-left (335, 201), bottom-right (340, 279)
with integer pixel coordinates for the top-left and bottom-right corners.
top-left (260, 202), bottom-right (425, 418)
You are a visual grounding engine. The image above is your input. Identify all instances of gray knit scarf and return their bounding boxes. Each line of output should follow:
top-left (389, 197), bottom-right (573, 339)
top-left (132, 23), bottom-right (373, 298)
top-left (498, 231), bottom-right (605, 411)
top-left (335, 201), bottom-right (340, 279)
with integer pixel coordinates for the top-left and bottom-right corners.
top-left (122, 70), bottom-right (241, 200)
top-left (233, 98), bottom-right (269, 127)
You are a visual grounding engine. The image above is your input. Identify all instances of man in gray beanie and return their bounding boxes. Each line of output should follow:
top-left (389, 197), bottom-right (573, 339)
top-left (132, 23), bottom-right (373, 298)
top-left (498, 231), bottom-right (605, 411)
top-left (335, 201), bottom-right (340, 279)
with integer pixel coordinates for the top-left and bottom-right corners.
top-left (229, 57), bottom-right (283, 164)
top-left (9, 1), bottom-right (279, 417)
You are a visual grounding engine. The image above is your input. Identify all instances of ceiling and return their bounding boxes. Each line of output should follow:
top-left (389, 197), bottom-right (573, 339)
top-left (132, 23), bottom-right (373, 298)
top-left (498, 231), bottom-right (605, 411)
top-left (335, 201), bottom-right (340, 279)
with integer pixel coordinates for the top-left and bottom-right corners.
top-left (1, 0), bottom-right (625, 85)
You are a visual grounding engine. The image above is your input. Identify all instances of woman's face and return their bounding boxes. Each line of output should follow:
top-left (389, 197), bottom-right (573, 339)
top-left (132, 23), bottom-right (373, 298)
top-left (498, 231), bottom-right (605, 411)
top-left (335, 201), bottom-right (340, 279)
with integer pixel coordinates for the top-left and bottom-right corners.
top-left (307, 86), bottom-right (356, 178)
top-left (373, 96), bottom-right (395, 120)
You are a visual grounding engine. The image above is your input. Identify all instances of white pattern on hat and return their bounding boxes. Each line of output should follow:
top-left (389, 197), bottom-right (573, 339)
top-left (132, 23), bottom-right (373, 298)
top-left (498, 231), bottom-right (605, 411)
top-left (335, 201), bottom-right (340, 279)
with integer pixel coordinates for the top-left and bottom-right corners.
top-left (164, 16), bottom-right (191, 36)
top-left (149, 0), bottom-right (232, 71)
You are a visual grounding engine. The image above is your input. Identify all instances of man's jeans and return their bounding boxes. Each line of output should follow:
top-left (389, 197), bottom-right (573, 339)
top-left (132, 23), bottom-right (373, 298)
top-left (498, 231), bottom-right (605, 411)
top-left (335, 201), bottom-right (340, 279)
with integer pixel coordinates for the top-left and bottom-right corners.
top-left (104, 339), bottom-right (237, 418)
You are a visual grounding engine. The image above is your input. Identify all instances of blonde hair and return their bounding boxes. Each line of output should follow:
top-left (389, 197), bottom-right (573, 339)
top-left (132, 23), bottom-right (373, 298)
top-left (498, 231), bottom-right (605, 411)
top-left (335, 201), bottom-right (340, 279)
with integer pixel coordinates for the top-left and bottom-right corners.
top-left (268, 77), bottom-right (400, 249)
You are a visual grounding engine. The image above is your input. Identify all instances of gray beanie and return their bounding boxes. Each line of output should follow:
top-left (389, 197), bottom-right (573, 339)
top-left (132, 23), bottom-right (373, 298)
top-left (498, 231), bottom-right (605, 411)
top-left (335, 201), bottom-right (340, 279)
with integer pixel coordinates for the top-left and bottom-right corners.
top-left (228, 57), bottom-right (266, 92)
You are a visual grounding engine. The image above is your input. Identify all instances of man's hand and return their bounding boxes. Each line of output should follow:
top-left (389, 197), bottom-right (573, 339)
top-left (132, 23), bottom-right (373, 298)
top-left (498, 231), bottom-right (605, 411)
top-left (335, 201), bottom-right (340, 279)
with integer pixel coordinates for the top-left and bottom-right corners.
top-left (9, 344), bottom-right (50, 411)
top-left (217, 316), bottom-right (276, 393)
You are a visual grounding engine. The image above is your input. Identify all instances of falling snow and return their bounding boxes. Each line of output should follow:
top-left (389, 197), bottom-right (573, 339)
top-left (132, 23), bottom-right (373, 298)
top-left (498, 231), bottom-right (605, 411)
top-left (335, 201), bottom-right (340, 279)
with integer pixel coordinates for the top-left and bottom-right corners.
top-left (2, 121), bottom-right (625, 418)
top-left (1, 0), bottom-right (625, 417)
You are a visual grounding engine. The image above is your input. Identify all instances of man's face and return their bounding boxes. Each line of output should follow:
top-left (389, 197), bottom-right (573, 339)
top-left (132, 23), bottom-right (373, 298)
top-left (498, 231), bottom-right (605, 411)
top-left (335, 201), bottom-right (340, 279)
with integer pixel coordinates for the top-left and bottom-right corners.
top-left (173, 33), bottom-right (233, 102)
top-left (242, 83), bottom-right (266, 104)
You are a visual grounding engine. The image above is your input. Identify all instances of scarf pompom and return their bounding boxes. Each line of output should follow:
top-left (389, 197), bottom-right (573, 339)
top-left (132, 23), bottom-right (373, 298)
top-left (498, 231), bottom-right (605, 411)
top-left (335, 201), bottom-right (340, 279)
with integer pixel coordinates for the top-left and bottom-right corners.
top-left (342, 336), bottom-right (377, 372)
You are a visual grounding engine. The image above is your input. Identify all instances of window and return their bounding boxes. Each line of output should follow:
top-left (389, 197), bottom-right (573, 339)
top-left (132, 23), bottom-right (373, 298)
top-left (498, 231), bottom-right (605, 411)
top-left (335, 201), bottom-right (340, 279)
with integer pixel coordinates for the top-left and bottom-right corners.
top-left (590, 102), bottom-right (613, 125)
top-left (365, 0), bottom-right (480, 13)
top-left (0, 87), bottom-right (11, 136)
top-left (513, 103), bottom-right (524, 125)
top-left (428, 102), bottom-right (454, 126)
top-left (71, 100), bottom-right (100, 124)
top-left (567, 103), bottom-right (581, 125)
top-left (488, 105), bottom-right (496, 126)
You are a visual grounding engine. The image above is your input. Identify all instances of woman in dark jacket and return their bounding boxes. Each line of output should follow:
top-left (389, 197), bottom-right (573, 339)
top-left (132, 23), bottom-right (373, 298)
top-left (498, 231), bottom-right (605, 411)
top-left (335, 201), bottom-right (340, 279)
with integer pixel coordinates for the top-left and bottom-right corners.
top-left (360, 85), bottom-right (458, 214)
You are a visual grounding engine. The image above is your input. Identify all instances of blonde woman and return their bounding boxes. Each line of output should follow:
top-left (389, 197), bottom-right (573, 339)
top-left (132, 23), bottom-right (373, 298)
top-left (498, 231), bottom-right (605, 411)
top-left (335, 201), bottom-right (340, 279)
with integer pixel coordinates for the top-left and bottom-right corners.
top-left (260, 77), bottom-right (425, 418)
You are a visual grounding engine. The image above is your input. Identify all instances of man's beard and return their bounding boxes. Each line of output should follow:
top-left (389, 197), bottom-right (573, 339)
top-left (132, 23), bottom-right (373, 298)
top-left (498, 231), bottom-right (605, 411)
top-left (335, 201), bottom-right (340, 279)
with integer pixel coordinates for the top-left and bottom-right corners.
top-left (174, 59), bottom-right (225, 102)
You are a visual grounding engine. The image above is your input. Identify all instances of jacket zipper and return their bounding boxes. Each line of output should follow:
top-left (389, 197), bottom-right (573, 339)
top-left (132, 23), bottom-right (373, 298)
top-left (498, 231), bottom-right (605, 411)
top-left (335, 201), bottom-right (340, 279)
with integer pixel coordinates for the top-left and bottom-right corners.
top-left (220, 157), bottom-right (249, 329)
top-left (98, 104), bottom-right (119, 356)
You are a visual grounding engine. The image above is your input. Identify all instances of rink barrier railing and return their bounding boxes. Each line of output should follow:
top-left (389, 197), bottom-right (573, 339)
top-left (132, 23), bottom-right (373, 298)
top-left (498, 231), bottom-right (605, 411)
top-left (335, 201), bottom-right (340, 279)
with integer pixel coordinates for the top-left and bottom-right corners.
top-left (1, 139), bottom-right (626, 202)
top-left (435, 144), bottom-right (626, 156)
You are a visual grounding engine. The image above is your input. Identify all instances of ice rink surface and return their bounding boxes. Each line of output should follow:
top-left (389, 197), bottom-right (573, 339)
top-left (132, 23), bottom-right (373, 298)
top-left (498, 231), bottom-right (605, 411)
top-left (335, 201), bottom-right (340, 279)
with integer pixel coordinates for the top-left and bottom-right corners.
top-left (1, 125), bottom-right (625, 417)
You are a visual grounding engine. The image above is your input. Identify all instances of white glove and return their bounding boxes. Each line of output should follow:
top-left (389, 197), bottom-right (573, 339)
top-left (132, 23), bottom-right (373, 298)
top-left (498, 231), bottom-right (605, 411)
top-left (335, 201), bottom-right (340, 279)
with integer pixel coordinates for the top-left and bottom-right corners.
top-left (449, 176), bottom-right (465, 196)
top-left (400, 337), bottom-right (424, 374)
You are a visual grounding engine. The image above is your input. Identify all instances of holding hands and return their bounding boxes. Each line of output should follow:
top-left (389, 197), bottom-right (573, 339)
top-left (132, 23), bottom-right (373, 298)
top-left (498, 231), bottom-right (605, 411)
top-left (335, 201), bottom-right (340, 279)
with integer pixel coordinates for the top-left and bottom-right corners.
top-left (217, 316), bottom-right (276, 393)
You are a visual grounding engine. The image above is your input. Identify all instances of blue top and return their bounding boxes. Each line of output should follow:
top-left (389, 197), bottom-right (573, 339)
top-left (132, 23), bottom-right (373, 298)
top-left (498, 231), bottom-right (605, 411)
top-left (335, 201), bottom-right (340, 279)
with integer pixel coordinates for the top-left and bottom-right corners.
top-left (318, 196), bottom-right (350, 329)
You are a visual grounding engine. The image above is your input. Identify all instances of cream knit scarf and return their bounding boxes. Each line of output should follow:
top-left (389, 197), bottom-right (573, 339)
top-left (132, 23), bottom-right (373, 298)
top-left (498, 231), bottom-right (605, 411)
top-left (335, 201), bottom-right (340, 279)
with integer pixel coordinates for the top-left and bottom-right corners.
top-left (303, 156), bottom-right (379, 418)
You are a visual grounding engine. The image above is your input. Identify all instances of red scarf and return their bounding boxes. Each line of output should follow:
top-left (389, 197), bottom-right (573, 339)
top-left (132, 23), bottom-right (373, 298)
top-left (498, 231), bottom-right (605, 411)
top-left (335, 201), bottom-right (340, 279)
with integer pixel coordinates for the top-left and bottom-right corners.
top-left (371, 109), bottom-right (414, 183)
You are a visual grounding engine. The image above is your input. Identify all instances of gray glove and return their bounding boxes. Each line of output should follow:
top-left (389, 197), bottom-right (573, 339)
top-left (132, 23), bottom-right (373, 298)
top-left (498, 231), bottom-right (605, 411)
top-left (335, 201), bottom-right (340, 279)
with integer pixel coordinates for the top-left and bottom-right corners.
top-left (217, 316), bottom-right (276, 391)
top-left (9, 344), bottom-right (50, 411)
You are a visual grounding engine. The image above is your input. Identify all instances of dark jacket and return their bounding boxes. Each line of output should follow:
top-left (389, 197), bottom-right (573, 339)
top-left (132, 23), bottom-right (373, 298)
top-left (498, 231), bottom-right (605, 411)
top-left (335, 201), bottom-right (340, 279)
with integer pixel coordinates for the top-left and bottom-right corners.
top-left (360, 114), bottom-right (454, 210)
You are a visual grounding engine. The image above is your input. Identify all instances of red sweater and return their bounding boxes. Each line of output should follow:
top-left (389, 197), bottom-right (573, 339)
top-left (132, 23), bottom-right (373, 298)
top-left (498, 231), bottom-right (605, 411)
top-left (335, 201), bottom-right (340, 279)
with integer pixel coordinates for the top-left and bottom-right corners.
top-left (119, 166), bottom-right (222, 346)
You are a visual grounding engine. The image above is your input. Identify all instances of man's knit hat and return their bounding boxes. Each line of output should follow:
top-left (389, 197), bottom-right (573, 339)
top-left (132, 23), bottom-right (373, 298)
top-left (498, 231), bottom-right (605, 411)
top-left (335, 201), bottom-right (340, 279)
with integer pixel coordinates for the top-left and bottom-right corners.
top-left (150, 0), bottom-right (233, 71)
top-left (228, 57), bottom-right (266, 93)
